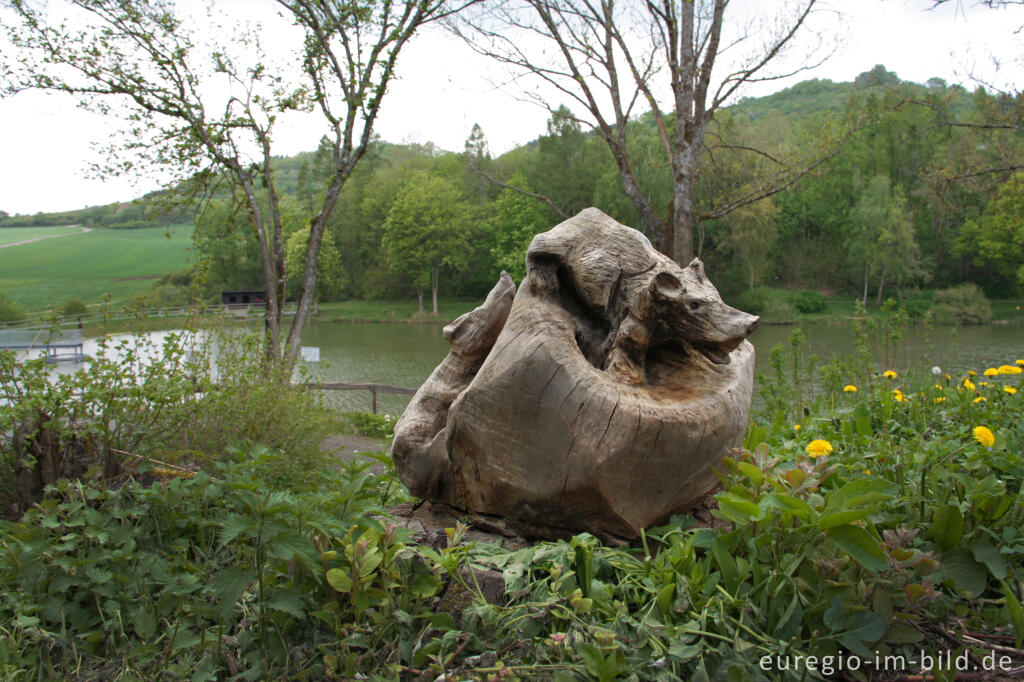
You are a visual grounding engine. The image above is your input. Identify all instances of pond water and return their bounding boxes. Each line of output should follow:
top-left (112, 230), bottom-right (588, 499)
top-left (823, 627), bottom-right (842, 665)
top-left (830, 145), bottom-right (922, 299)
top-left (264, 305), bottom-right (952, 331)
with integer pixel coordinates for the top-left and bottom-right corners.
top-left (15, 320), bottom-right (1022, 417)
top-left (298, 319), bottom-right (1024, 416)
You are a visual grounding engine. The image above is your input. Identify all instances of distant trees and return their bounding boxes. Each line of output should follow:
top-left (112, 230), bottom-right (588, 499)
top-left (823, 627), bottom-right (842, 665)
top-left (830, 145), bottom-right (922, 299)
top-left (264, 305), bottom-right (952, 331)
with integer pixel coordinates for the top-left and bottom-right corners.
top-left (382, 173), bottom-right (475, 314)
top-left (958, 174), bottom-right (1024, 293)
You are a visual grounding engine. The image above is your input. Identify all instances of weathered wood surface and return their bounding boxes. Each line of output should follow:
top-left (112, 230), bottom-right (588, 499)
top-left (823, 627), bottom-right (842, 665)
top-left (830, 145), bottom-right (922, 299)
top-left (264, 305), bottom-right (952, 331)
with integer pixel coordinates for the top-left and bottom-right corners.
top-left (393, 208), bottom-right (758, 543)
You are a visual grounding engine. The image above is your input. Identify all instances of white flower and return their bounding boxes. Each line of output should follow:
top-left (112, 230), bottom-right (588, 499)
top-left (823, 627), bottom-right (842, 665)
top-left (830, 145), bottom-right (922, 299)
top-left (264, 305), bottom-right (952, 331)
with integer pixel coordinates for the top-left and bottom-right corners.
top-left (931, 366), bottom-right (942, 375)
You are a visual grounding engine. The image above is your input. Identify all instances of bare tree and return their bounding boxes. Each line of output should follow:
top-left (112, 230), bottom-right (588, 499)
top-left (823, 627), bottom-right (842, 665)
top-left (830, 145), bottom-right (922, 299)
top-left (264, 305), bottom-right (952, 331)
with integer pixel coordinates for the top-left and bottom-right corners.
top-left (2, 0), bottom-right (467, 373)
top-left (449, 0), bottom-right (839, 264)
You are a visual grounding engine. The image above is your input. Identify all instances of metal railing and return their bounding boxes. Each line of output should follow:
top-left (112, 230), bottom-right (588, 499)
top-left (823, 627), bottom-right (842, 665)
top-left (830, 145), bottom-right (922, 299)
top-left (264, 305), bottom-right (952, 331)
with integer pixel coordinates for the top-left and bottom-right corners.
top-left (0, 302), bottom-right (300, 332)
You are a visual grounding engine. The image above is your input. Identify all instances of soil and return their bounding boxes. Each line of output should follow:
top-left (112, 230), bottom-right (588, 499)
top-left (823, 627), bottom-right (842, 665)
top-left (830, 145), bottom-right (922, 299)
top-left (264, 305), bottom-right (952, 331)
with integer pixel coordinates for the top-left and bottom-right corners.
top-left (320, 433), bottom-right (389, 474)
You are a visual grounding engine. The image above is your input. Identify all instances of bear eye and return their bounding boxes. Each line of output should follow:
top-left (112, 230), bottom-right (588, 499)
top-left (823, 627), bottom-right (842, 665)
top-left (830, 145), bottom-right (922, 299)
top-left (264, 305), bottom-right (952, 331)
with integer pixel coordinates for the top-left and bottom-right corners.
top-left (689, 301), bottom-right (701, 311)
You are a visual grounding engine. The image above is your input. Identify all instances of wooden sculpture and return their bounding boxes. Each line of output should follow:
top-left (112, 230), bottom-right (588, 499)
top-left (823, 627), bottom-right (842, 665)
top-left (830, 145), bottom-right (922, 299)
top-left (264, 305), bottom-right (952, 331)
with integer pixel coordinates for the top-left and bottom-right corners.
top-left (393, 208), bottom-right (758, 543)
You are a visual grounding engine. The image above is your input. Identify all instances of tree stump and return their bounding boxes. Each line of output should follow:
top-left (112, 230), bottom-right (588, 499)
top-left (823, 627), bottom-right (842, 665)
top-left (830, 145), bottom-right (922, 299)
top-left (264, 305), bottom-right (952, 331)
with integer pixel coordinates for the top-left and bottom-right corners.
top-left (393, 208), bottom-right (758, 543)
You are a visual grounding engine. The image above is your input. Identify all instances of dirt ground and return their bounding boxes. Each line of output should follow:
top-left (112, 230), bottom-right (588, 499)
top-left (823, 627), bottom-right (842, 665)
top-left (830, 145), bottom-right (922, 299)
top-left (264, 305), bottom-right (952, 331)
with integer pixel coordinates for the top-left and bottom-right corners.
top-left (320, 433), bottom-right (389, 474)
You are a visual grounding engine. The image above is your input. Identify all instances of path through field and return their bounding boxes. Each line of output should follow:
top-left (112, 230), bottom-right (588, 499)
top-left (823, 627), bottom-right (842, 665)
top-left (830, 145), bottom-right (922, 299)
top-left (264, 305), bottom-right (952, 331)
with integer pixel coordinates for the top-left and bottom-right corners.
top-left (0, 225), bottom-right (91, 249)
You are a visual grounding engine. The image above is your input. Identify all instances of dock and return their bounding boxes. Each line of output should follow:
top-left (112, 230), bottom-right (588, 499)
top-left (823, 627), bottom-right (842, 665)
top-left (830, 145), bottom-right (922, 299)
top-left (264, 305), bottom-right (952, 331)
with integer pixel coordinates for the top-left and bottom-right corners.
top-left (0, 328), bottom-right (86, 363)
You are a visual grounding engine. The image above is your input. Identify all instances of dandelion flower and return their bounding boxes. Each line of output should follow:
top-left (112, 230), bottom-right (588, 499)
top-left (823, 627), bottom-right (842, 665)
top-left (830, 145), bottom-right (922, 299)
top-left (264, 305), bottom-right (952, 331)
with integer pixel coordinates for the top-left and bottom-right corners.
top-left (974, 396), bottom-right (987, 403)
top-left (973, 426), bottom-right (995, 447)
top-left (945, 373), bottom-right (951, 381)
top-left (934, 384), bottom-right (943, 390)
top-left (963, 379), bottom-right (976, 391)
top-left (794, 424), bottom-right (801, 431)
top-left (984, 367), bottom-right (1000, 377)
top-left (884, 370), bottom-right (898, 379)
top-left (893, 391), bottom-right (907, 402)
top-left (1016, 359), bottom-right (1024, 366)
top-left (863, 469), bottom-right (871, 475)
top-left (998, 364), bottom-right (1022, 375)
top-left (806, 439), bottom-right (833, 458)
top-left (968, 370), bottom-right (977, 376)
top-left (931, 366), bottom-right (942, 375)
top-left (979, 382), bottom-right (990, 387)
top-left (934, 397), bottom-right (946, 403)
top-left (1004, 386), bottom-right (1017, 395)
top-left (843, 385), bottom-right (857, 392)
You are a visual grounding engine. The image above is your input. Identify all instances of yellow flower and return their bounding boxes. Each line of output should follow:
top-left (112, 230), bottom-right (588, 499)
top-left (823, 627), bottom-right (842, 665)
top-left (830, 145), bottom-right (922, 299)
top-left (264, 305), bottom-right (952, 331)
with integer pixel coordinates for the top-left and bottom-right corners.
top-left (934, 384), bottom-right (943, 390)
top-left (973, 396), bottom-right (987, 403)
top-left (1005, 386), bottom-right (1018, 395)
top-left (894, 392), bottom-right (907, 402)
top-left (883, 370), bottom-right (898, 379)
top-left (945, 373), bottom-right (951, 381)
top-left (998, 364), bottom-right (1023, 375)
top-left (979, 382), bottom-right (989, 387)
top-left (968, 370), bottom-right (977, 376)
top-left (934, 397), bottom-right (946, 403)
top-left (963, 379), bottom-right (976, 391)
top-left (863, 469), bottom-right (871, 475)
top-left (984, 367), bottom-right (1000, 376)
top-left (972, 426), bottom-right (995, 447)
top-left (843, 385), bottom-right (857, 393)
top-left (1016, 359), bottom-right (1024, 366)
top-left (794, 424), bottom-right (801, 430)
top-left (806, 439), bottom-right (833, 458)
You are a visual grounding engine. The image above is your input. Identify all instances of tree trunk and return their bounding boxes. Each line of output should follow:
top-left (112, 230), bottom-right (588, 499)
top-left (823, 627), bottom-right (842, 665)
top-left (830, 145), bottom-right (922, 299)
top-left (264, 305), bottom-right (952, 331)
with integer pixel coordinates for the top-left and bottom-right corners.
top-left (875, 269), bottom-right (887, 306)
top-left (863, 266), bottom-right (870, 307)
top-left (749, 262), bottom-right (755, 291)
top-left (431, 264), bottom-right (439, 315)
top-left (418, 289), bottom-right (424, 314)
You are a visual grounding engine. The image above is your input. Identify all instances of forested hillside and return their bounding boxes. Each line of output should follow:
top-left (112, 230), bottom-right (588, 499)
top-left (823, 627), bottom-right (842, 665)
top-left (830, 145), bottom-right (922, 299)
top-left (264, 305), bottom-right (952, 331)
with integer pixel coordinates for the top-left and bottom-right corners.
top-left (4, 65), bottom-right (1022, 311)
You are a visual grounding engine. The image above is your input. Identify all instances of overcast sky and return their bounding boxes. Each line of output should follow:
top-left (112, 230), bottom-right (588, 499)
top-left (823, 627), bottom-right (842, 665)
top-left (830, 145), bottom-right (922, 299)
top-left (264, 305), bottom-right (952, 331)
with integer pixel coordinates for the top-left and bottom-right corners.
top-left (1, 0), bottom-right (1022, 216)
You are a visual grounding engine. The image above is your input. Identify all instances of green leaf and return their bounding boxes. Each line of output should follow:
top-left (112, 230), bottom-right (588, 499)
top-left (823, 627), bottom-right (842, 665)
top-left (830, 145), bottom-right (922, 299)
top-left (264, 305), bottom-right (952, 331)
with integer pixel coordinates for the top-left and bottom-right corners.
top-left (970, 540), bottom-right (1007, 580)
top-left (217, 516), bottom-right (255, 547)
top-left (941, 549), bottom-right (987, 598)
top-left (1002, 580), bottom-right (1024, 648)
top-left (930, 505), bottom-right (964, 552)
top-left (326, 568), bottom-right (353, 593)
top-left (130, 607), bottom-right (156, 640)
top-left (266, 590), bottom-right (306, 619)
top-left (712, 536), bottom-right (740, 593)
top-left (826, 525), bottom-right (887, 572)
top-left (824, 478), bottom-right (896, 512)
top-left (211, 566), bottom-right (254, 615)
top-left (817, 508), bottom-right (876, 530)
top-left (714, 492), bottom-right (761, 525)
top-left (411, 572), bottom-right (442, 599)
top-left (762, 493), bottom-right (813, 521)
top-left (736, 461), bottom-right (764, 486)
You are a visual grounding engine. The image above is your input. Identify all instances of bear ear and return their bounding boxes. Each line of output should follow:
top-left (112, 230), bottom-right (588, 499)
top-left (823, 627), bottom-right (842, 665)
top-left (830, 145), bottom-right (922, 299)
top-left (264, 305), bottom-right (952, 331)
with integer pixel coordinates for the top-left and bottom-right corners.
top-left (651, 270), bottom-right (684, 300)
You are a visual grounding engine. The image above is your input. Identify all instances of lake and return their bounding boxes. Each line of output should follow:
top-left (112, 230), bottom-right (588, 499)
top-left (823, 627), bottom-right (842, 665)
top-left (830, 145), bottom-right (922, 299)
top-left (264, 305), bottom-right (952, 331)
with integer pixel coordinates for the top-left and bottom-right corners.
top-left (297, 320), bottom-right (1024, 415)
top-left (18, 320), bottom-right (1022, 416)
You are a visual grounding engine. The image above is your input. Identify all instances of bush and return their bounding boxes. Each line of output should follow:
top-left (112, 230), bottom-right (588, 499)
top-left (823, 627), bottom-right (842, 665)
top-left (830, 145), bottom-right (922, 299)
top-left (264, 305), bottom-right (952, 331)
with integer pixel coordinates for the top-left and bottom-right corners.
top-left (729, 288), bottom-right (770, 315)
top-left (61, 298), bottom-right (89, 317)
top-left (339, 410), bottom-right (396, 439)
top-left (932, 283), bottom-right (993, 324)
top-left (0, 294), bottom-right (28, 323)
top-left (761, 298), bottom-right (797, 324)
top-left (0, 328), bottom-right (336, 514)
top-left (790, 290), bottom-right (827, 314)
top-left (901, 290), bottom-right (933, 319)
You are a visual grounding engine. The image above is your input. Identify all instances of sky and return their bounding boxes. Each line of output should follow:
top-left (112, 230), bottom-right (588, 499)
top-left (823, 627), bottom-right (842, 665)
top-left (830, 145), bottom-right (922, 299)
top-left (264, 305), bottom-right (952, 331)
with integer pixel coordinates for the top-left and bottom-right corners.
top-left (1, 0), bottom-right (1023, 216)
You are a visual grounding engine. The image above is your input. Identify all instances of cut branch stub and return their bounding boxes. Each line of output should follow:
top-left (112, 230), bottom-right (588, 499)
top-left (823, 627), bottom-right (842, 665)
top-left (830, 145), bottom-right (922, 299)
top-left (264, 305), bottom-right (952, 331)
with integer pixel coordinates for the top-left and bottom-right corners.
top-left (393, 208), bottom-right (758, 543)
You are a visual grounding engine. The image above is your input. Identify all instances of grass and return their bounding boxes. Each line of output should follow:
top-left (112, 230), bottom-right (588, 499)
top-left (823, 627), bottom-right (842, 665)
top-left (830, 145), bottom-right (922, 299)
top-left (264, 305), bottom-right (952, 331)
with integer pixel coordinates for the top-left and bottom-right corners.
top-left (0, 225), bottom-right (83, 246)
top-left (0, 224), bottom-right (193, 311)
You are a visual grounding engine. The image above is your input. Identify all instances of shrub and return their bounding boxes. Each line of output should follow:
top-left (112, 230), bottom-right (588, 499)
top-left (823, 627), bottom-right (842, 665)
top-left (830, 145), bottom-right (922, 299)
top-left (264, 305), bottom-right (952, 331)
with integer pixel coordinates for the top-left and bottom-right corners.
top-left (901, 290), bottom-right (933, 319)
top-left (339, 410), bottom-right (396, 439)
top-left (0, 294), bottom-right (28, 323)
top-left (0, 328), bottom-right (336, 514)
top-left (730, 288), bottom-right (769, 315)
top-left (761, 298), bottom-right (797, 324)
top-left (61, 298), bottom-right (89, 317)
top-left (790, 290), bottom-right (827, 314)
top-left (932, 283), bottom-right (993, 324)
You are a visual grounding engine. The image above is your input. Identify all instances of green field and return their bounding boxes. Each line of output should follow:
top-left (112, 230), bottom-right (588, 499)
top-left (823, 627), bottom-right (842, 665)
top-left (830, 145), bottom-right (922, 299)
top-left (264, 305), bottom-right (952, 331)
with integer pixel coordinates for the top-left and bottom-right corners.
top-left (0, 225), bottom-right (84, 246)
top-left (0, 224), bottom-right (193, 311)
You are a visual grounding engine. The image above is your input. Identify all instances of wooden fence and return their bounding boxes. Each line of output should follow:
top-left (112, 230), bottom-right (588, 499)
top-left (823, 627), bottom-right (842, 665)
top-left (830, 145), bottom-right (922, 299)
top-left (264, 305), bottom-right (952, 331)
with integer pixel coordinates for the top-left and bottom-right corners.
top-left (304, 381), bottom-right (417, 413)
